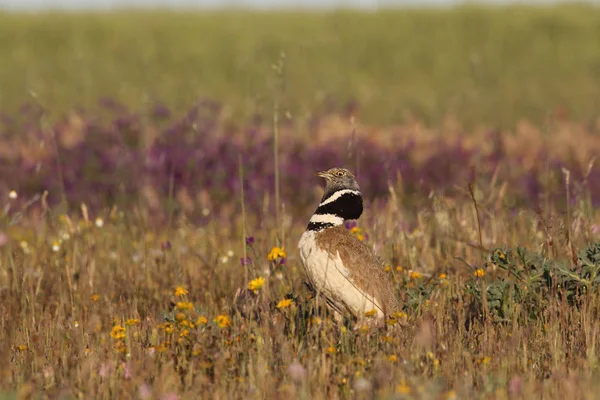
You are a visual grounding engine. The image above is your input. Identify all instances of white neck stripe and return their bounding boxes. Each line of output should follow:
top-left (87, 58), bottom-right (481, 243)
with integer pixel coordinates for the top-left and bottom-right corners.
top-left (319, 189), bottom-right (361, 207)
top-left (309, 213), bottom-right (344, 225)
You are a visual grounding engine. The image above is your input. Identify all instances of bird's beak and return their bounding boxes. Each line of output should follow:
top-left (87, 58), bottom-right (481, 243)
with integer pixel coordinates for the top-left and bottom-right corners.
top-left (316, 171), bottom-right (330, 180)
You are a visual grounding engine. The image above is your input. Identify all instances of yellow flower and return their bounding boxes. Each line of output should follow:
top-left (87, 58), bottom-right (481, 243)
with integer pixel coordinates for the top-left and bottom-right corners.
top-left (409, 271), bottom-right (422, 279)
top-left (267, 246), bottom-right (287, 261)
top-left (397, 381), bottom-right (411, 394)
top-left (159, 322), bottom-right (174, 334)
top-left (248, 277), bottom-right (265, 293)
top-left (392, 311), bottom-right (407, 319)
top-left (125, 318), bottom-right (140, 326)
top-left (326, 346), bottom-right (336, 354)
top-left (396, 265), bottom-right (403, 272)
top-left (90, 294), bottom-right (100, 302)
top-left (175, 302), bottom-right (194, 311)
top-left (175, 312), bottom-right (186, 322)
top-left (478, 356), bottom-right (492, 365)
top-left (276, 298), bottom-right (293, 309)
top-left (151, 344), bottom-right (168, 353)
top-left (179, 319), bottom-right (195, 329)
top-left (474, 269), bottom-right (485, 278)
top-left (16, 344), bottom-right (28, 352)
top-left (214, 315), bottom-right (232, 328)
top-left (349, 226), bottom-right (366, 241)
top-left (174, 286), bottom-right (188, 297)
top-left (388, 354), bottom-right (398, 362)
top-left (110, 325), bottom-right (126, 340)
top-left (364, 309), bottom-right (378, 317)
top-left (386, 319), bottom-right (397, 326)
top-left (179, 329), bottom-right (190, 338)
top-left (439, 273), bottom-right (447, 280)
top-left (384, 265), bottom-right (391, 272)
top-left (196, 316), bottom-right (208, 325)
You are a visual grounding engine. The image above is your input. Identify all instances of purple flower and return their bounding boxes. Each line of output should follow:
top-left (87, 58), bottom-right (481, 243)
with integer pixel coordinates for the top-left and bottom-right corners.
top-left (245, 236), bottom-right (255, 246)
top-left (344, 221), bottom-right (357, 230)
top-left (240, 257), bottom-right (252, 266)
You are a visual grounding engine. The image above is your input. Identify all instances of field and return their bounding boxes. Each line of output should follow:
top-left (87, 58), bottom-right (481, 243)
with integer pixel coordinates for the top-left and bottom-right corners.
top-left (3, 4), bottom-right (600, 400)
top-left (2, 4), bottom-right (600, 126)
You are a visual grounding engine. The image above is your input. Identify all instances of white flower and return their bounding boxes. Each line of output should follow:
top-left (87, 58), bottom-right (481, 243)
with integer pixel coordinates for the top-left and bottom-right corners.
top-left (227, 250), bottom-right (234, 257)
top-left (202, 208), bottom-right (210, 216)
top-left (8, 190), bottom-right (17, 200)
top-left (61, 232), bottom-right (70, 241)
top-left (52, 241), bottom-right (61, 252)
top-left (353, 378), bottom-right (372, 392)
top-left (95, 218), bottom-right (104, 228)
top-left (287, 361), bottom-right (307, 382)
top-left (220, 256), bottom-right (229, 264)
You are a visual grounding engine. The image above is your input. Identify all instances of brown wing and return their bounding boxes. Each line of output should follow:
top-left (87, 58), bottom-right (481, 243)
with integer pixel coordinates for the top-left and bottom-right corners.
top-left (315, 226), bottom-right (401, 317)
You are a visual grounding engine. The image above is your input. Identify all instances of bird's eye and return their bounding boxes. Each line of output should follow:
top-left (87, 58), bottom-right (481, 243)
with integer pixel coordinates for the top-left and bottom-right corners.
top-left (336, 171), bottom-right (344, 177)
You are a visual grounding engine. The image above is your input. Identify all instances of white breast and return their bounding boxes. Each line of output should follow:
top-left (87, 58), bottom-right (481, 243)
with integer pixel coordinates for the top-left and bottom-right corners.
top-left (298, 230), bottom-right (384, 320)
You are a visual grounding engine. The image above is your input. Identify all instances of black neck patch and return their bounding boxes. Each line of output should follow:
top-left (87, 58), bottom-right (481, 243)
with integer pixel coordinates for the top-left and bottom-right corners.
top-left (315, 191), bottom-right (363, 221)
top-left (307, 221), bottom-right (335, 231)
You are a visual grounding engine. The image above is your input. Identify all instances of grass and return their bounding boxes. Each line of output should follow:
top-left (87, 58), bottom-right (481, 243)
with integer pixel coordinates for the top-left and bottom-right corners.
top-left (1, 4), bottom-right (600, 126)
top-left (2, 154), bottom-right (600, 398)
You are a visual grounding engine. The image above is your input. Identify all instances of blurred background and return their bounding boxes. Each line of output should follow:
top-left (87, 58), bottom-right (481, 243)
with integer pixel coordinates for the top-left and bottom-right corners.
top-left (1, 0), bottom-right (599, 219)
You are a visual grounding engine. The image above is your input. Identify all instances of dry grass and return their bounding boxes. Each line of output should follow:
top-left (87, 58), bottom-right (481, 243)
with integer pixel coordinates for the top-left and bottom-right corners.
top-left (2, 176), bottom-right (600, 399)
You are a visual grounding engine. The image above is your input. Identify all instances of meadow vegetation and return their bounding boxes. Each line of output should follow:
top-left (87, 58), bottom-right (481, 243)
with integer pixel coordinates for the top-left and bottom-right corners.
top-left (1, 4), bottom-right (600, 126)
top-left (2, 4), bottom-right (600, 399)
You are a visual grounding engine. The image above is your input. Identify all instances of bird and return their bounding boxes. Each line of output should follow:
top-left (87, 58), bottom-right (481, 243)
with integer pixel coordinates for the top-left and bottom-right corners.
top-left (298, 167), bottom-right (400, 326)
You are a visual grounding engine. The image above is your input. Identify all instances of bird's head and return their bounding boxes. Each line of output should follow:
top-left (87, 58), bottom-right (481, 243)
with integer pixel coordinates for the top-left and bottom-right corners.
top-left (317, 167), bottom-right (360, 192)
